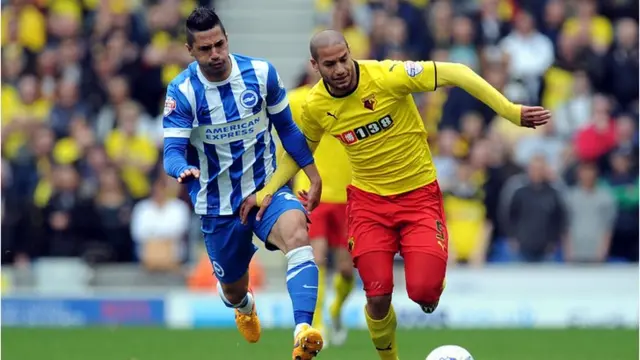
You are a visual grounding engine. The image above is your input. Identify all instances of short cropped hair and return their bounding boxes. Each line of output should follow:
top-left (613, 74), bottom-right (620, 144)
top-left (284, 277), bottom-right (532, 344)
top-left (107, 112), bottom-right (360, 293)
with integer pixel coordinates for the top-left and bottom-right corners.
top-left (185, 7), bottom-right (226, 46)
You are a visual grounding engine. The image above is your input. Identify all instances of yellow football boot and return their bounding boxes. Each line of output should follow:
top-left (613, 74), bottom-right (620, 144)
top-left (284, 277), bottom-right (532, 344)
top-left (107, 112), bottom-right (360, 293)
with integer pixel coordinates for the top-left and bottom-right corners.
top-left (234, 291), bottom-right (261, 343)
top-left (292, 324), bottom-right (324, 360)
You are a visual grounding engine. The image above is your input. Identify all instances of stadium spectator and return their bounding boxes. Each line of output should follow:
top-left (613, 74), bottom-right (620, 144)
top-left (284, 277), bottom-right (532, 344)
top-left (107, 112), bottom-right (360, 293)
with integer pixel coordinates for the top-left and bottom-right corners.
top-left (500, 155), bottom-right (566, 262)
top-left (499, 10), bottom-right (555, 104)
top-left (563, 162), bottom-right (617, 263)
top-left (604, 149), bottom-right (639, 262)
top-left (131, 176), bottom-right (190, 271)
top-left (90, 166), bottom-right (134, 262)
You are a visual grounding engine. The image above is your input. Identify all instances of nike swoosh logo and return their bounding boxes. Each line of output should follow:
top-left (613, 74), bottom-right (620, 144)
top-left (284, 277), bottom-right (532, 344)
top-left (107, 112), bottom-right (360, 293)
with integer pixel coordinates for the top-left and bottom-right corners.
top-left (200, 107), bottom-right (222, 116)
top-left (302, 285), bottom-right (318, 289)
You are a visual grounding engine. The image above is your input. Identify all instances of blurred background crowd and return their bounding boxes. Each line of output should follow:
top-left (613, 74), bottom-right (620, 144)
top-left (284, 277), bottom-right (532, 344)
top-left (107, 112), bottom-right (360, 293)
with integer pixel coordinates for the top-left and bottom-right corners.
top-left (1, 0), bottom-right (638, 281)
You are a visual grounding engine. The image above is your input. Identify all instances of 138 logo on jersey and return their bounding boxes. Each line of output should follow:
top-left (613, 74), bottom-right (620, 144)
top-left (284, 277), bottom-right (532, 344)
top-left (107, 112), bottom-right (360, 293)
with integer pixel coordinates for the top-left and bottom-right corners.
top-left (334, 115), bottom-right (394, 145)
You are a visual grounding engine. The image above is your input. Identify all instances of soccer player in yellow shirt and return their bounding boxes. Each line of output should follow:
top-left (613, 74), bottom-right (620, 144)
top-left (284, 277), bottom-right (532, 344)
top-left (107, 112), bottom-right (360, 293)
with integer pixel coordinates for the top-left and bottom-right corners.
top-left (244, 30), bottom-right (550, 360)
top-left (287, 65), bottom-right (355, 347)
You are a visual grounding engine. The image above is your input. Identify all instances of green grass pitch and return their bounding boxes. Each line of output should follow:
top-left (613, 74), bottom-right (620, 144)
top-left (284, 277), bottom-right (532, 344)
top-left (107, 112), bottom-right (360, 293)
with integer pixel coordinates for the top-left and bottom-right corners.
top-left (2, 328), bottom-right (638, 360)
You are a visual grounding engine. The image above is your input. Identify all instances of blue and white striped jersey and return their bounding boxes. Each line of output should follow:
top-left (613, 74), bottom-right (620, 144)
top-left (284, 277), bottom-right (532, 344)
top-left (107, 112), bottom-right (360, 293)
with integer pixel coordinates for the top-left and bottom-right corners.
top-left (162, 54), bottom-right (291, 216)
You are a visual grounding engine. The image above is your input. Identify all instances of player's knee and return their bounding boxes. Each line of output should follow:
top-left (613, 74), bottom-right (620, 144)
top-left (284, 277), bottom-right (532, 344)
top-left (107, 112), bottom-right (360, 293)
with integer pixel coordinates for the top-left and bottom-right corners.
top-left (337, 260), bottom-right (354, 281)
top-left (311, 240), bottom-right (328, 266)
top-left (404, 252), bottom-right (446, 313)
top-left (406, 274), bottom-right (444, 313)
top-left (366, 294), bottom-right (392, 320)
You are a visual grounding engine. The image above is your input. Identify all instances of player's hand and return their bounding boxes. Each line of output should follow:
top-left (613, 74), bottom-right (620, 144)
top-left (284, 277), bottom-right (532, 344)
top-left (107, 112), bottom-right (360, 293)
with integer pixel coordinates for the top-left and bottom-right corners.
top-left (239, 194), bottom-right (273, 225)
top-left (298, 182), bottom-right (321, 213)
top-left (520, 106), bottom-right (551, 128)
top-left (177, 168), bottom-right (200, 183)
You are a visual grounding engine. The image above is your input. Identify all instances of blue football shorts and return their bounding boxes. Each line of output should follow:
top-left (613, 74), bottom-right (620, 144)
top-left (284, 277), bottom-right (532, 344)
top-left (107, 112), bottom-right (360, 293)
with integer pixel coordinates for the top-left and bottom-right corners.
top-left (200, 185), bottom-right (306, 284)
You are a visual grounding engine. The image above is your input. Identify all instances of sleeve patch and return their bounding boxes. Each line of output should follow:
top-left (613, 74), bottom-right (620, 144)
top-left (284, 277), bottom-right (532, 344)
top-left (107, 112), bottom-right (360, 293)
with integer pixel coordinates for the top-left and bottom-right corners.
top-left (277, 74), bottom-right (285, 89)
top-left (164, 97), bottom-right (177, 117)
top-left (404, 61), bottom-right (423, 77)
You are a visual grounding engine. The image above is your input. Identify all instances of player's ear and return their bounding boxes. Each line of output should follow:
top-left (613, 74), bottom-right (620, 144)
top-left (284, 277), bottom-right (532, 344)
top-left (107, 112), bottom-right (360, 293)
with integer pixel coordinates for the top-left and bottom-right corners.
top-left (185, 43), bottom-right (192, 53)
top-left (310, 58), bottom-right (318, 72)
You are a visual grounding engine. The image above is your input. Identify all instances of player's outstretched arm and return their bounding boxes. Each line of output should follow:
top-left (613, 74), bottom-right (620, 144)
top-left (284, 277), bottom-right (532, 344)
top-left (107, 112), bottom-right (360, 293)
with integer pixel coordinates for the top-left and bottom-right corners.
top-left (241, 139), bottom-right (319, 224)
top-left (163, 83), bottom-right (199, 183)
top-left (435, 62), bottom-right (551, 128)
top-left (255, 62), bottom-right (322, 209)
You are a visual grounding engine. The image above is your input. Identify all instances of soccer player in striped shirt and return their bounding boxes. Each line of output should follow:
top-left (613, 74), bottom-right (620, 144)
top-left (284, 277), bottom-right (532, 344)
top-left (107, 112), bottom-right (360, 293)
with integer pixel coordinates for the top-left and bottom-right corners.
top-left (162, 8), bottom-right (324, 360)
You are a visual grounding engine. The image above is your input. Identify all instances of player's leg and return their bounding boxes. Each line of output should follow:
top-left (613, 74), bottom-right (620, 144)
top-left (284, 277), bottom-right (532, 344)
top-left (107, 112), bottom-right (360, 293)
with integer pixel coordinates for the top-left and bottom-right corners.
top-left (347, 186), bottom-right (400, 360)
top-left (397, 181), bottom-right (449, 313)
top-left (306, 204), bottom-right (331, 337)
top-left (327, 203), bottom-right (354, 346)
top-left (201, 215), bottom-right (261, 343)
top-left (253, 187), bottom-right (322, 360)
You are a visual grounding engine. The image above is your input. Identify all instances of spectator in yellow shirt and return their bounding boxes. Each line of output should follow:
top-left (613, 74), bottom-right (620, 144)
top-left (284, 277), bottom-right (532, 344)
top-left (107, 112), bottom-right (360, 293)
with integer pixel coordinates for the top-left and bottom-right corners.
top-left (104, 101), bottom-right (158, 200)
top-left (1, 0), bottom-right (47, 53)
top-left (562, 0), bottom-right (613, 52)
top-left (444, 160), bottom-right (489, 266)
top-left (2, 75), bottom-right (52, 160)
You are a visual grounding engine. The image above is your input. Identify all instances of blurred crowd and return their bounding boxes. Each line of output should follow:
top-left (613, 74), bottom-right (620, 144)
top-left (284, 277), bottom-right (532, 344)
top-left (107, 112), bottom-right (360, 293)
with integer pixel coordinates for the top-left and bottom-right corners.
top-left (310, 0), bottom-right (639, 264)
top-left (1, 0), bottom-right (638, 270)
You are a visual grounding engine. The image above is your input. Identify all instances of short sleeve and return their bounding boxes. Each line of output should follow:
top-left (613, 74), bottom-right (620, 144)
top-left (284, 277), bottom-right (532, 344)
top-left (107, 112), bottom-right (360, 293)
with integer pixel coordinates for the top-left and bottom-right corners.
top-left (383, 60), bottom-right (438, 97)
top-left (162, 82), bottom-right (194, 139)
top-left (298, 101), bottom-right (325, 143)
top-left (266, 62), bottom-right (289, 115)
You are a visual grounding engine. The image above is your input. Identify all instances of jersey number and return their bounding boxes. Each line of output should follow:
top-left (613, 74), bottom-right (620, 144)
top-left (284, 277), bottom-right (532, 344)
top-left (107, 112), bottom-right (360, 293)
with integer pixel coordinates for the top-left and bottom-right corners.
top-left (339, 115), bottom-right (394, 145)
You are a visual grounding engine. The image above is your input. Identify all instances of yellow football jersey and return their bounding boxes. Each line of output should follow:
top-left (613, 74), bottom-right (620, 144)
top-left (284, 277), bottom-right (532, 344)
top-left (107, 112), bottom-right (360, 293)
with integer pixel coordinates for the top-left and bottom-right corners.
top-left (287, 85), bottom-right (351, 204)
top-left (300, 60), bottom-right (438, 196)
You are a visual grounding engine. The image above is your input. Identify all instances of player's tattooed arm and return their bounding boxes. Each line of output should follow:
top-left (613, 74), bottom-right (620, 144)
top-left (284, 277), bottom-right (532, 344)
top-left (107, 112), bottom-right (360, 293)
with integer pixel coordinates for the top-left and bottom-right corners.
top-left (434, 62), bottom-right (551, 128)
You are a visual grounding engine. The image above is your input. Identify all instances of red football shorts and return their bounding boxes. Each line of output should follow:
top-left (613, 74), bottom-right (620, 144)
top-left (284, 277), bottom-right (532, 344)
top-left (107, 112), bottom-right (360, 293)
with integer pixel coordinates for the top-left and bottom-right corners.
top-left (347, 181), bottom-right (448, 298)
top-left (346, 181), bottom-right (448, 260)
top-left (308, 202), bottom-right (348, 249)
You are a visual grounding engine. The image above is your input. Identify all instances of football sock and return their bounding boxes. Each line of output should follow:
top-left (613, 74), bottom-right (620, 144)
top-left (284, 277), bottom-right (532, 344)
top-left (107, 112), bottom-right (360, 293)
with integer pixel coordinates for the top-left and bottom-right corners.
top-left (330, 272), bottom-right (354, 319)
top-left (216, 282), bottom-right (254, 315)
top-left (286, 246), bottom-right (319, 335)
top-left (365, 304), bottom-right (399, 360)
top-left (312, 265), bottom-right (326, 329)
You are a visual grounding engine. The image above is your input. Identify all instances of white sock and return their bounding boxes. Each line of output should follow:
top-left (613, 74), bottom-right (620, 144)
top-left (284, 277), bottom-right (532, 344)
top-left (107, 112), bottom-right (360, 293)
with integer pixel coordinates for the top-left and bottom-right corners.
top-left (294, 322), bottom-right (310, 338)
top-left (217, 282), bottom-right (254, 314)
top-left (238, 292), bottom-right (254, 314)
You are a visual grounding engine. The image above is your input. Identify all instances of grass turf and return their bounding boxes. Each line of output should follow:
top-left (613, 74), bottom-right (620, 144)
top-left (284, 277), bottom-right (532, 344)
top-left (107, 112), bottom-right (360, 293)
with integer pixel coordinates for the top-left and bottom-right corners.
top-left (2, 328), bottom-right (638, 360)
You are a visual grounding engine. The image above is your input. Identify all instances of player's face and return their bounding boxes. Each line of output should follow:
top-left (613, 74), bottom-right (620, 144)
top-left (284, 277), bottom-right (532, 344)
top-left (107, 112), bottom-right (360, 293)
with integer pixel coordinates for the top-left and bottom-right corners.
top-left (187, 25), bottom-right (230, 79)
top-left (311, 44), bottom-right (356, 94)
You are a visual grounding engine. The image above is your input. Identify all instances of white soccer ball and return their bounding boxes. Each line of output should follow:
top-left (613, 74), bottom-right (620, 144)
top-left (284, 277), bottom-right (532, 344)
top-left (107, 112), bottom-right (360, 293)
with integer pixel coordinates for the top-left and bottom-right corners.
top-left (426, 345), bottom-right (474, 360)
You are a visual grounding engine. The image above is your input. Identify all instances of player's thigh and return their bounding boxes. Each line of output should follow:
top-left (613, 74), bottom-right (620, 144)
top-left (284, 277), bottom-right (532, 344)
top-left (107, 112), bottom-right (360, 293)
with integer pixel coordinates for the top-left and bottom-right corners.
top-left (201, 215), bottom-right (256, 285)
top-left (397, 181), bottom-right (448, 260)
top-left (308, 203), bottom-right (331, 263)
top-left (254, 186), bottom-right (309, 253)
top-left (355, 251), bottom-right (396, 297)
top-left (326, 203), bottom-right (349, 249)
top-left (346, 186), bottom-right (398, 259)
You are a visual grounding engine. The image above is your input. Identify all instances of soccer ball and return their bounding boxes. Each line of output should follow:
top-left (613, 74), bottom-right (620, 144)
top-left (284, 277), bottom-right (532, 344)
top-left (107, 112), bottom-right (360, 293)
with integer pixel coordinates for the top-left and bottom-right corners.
top-left (426, 345), bottom-right (474, 360)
